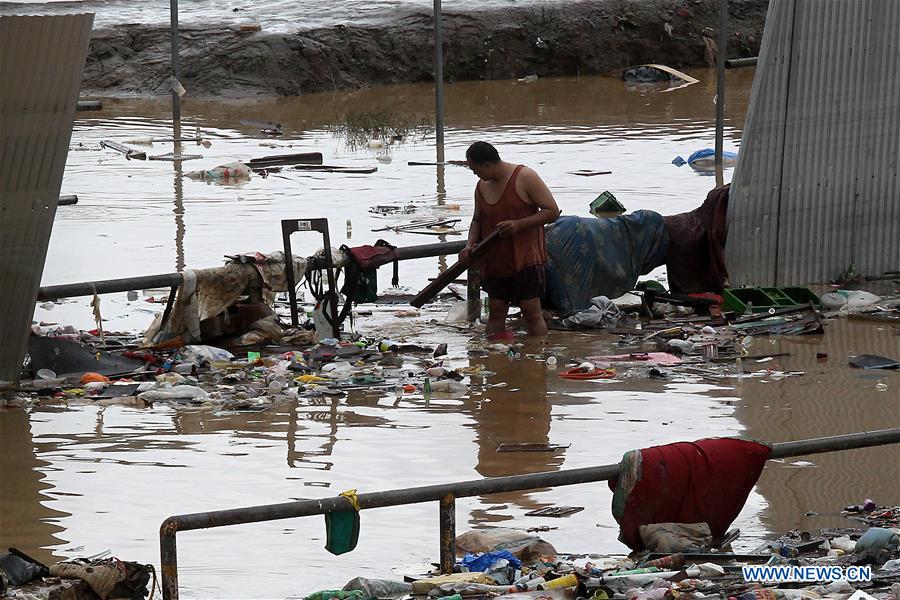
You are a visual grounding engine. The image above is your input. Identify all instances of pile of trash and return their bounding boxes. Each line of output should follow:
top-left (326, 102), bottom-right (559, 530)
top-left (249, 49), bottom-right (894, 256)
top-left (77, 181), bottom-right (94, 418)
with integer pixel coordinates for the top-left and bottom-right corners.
top-left (1, 328), bottom-right (484, 411)
top-left (304, 507), bottom-right (900, 600)
top-left (0, 549), bottom-right (155, 599)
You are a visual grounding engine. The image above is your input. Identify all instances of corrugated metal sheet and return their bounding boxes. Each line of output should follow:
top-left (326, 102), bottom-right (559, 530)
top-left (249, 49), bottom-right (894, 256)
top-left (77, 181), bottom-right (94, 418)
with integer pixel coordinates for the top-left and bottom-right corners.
top-left (0, 14), bottom-right (94, 382)
top-left (726, 0), bottom-right (900, 287)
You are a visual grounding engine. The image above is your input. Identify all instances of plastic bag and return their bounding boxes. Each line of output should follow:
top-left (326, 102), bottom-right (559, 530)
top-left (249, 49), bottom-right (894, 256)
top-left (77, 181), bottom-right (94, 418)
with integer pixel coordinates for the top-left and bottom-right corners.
top-left (181, 345), bottom-right (234, 365)
top-left (138, 385), bottom-right (209, 402)
top-left (461, 549), bottom-right (522, 572)
top-left (559, 296), bottom-right (621, 329)
top-left (342, 577), bottom-right (411, 599)
top-left (186, 161), bottom-right (251, 182)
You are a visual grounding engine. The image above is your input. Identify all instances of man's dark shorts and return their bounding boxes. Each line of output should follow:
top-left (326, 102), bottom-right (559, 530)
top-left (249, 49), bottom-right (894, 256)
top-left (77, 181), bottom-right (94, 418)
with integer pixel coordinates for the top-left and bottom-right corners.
top-left (482, 264), bottom-right (546, 305)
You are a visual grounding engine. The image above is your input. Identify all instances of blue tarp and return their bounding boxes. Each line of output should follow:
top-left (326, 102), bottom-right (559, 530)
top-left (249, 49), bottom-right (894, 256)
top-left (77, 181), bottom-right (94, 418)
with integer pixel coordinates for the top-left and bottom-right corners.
top-left (544, 212), bottom-right (669, 312)
top-left (460, 550), bottom-right (522, 572)
top-left (672, 148), bottom-right (739, 169)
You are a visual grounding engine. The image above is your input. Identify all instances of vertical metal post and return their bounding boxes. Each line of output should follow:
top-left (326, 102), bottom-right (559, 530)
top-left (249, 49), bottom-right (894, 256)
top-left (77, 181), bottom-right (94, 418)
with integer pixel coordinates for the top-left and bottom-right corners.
top-left (170, 0), bottom-right (182, 141)
top-left (433, 0), bottom-right (445, 163)
top-left (467, 266), bottom-right (481, 322)
top-left (714, 0), bottom-right (727, 186)
top-left (173, 159), bottom-right (185, 272)
top-left (160, 521), bottom-right (179, 600)
top-left (439, 493), bottom-right (456, 574)
top-left (282, 223), bottom-right (300, 328)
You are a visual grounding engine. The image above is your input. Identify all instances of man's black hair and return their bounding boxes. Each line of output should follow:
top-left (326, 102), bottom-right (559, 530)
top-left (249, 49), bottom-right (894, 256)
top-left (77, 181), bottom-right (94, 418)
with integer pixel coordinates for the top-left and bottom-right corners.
top-left (466, 141), bottom-right (501, 164)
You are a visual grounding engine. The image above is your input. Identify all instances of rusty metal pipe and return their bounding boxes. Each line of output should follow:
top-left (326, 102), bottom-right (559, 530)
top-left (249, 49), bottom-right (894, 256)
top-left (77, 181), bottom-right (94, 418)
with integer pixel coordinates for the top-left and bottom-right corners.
top-left (439, 493), bottom-right (456, 574)
top-left (725, 57), bottom-right (758, 69)
top-left (160, 429), bottom-right (900, 599)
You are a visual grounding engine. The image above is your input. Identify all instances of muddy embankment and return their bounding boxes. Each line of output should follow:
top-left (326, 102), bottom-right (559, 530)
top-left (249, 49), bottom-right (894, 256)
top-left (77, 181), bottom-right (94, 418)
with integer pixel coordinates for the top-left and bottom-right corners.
top-left (82, 0), bottom-right (768, 98)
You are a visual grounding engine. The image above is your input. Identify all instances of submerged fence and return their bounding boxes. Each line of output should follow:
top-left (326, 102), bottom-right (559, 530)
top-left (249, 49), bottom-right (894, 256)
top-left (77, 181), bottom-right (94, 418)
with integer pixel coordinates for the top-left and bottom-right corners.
top-left (159, 428), bottom-right (900, 600)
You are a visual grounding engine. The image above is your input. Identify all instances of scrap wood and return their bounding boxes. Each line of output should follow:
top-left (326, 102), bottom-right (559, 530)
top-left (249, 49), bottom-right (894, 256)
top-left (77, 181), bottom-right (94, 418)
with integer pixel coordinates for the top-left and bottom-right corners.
top-left (247, 152), bottom-right (323, 167)
top-left (123, 136), bottom-right (206, 146)
top-left (291, 164), bottom-right (377, 174)
top-left (410, 229), bottom-right (502, 308)
top-left (99, 140), bottom-right (146, 160)
top-left (848, 354), bottom-right (900, 369)
top-left (372, 218), bottom-right (461, 233)
top-left (568, 169), bottom-right (612, 176)
top-left (407, 160), bottom-right (468, 166)
top-left (526, 506), bottom-right (584, 517)
top-left (497, 442), bottom-right (570, 452)
top-left (148, 152), bottom-right (202, 161)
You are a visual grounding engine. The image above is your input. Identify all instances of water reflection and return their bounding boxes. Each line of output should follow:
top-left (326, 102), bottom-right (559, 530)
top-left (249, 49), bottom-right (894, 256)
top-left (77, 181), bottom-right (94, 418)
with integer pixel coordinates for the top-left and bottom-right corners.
top-left (463, 352), bottom-right (559, 524)
top-left (0, 409), bottom-right (69, 565)
top-left (733, 319), bottom-right (900, 536)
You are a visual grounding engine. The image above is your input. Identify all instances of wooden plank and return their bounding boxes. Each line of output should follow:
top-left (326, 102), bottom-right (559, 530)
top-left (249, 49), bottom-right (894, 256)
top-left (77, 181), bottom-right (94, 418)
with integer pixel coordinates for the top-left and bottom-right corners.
top-left (410, 229), bottom-right (501, 308)
top-left (100, 139), bottom-right (146, 160)
top-left (247, 152), bottom-right (323, 167)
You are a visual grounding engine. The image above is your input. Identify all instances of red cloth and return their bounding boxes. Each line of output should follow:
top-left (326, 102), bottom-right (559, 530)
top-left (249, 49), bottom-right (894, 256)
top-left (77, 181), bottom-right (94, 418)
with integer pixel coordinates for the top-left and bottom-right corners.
top-left (664, 185), bottom-right (730, 293)
top-left (608, 437), bottom-right (771, 551)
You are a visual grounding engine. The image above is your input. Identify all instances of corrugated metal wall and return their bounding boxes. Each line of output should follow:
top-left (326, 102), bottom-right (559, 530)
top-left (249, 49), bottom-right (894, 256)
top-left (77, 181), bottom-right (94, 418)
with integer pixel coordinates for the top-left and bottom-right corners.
top-left (726, 0), bottom-right (900, 287)
top-left (0, 14), bottom-right (94, 382)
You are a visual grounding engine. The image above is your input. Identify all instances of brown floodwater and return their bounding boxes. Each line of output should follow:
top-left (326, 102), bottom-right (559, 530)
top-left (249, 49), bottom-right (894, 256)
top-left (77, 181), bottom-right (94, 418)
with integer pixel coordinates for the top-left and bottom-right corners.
top-left (2, 70), bottom-right (898, 598)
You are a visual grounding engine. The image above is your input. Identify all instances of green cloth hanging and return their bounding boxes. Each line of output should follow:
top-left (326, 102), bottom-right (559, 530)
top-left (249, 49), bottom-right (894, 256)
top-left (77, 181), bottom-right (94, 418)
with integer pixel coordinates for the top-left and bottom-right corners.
top-left (325, 490), bottom-right (361, 555)
top-left (354, 269), bottom-right (378, 303)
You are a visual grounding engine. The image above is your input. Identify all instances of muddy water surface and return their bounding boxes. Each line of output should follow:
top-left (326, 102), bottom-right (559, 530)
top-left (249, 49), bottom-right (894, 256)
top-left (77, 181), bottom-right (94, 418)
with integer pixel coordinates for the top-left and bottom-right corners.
top-left (2, 71), bottom-right (899, 598)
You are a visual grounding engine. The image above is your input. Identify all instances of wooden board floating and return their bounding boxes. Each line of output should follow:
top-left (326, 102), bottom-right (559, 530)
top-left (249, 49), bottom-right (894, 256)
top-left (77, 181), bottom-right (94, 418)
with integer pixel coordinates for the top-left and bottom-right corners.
top-left (569, 169), bottom-right (612, 176)
top-left (148, 153), bottom-right (203, 161)
top-left (291, 165), bottom-right (377, 174)
top-left (525, 506), bottom-right (584, 518)
top-left (372, 218), bottom-right (461, 233)
top-left (408, 160), bottom-right (469, 167)
top-left (248, 152), bottom-right (323, 167)
top-left (100, 140), bottom-right (146, 160)
top-left (496, 442), bottom-right (571, 452)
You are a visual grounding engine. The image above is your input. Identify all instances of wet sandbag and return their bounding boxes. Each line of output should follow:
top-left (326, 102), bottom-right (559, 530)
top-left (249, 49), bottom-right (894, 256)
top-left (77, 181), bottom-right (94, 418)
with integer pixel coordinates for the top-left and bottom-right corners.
top-left (455, 527), bottom-right (557, 561)
top-left (544, 212), bottom-right (668, 312)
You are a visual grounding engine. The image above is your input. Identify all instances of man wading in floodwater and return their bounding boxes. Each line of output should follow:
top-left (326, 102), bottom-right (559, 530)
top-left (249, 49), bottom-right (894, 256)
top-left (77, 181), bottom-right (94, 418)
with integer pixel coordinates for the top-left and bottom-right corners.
top-left (460, 141), bottom-right (561, 338)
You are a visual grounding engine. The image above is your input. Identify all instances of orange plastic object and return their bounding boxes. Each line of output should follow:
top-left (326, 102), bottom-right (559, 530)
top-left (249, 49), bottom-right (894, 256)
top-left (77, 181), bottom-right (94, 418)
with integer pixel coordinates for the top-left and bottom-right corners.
top-left (80, 372), bottom-right (110, 384)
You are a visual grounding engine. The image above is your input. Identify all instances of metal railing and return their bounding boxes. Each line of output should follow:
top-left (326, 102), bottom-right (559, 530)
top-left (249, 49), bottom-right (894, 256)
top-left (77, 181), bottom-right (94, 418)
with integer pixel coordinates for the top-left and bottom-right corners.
top-left (37, 239), bottom-right (465, 302)
top-left (159, 428), bottom-right (900, 600)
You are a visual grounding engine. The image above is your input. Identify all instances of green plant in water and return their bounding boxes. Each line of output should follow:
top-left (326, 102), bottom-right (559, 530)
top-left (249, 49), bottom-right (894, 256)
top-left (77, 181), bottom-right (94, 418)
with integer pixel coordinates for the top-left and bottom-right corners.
top-left (328, 109), bottom-right (434, 150)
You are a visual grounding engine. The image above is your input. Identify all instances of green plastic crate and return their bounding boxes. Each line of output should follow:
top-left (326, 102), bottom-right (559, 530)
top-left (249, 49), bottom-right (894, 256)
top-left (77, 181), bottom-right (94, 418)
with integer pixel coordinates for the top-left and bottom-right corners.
top-left (782, 287), bottom-right (821, 308)
top-left (723, 288), bottom-right (780, 313)
top-left (723, 287), bottom-right (821, 313)
top-left (762, 288), bottom-right (797, 307)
